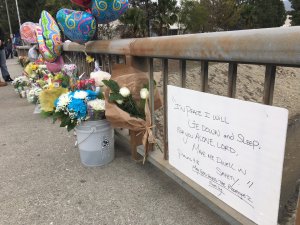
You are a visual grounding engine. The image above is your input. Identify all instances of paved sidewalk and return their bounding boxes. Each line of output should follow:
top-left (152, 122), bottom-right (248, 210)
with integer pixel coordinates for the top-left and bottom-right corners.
top-left (0, 59), bottom-right (228, 225)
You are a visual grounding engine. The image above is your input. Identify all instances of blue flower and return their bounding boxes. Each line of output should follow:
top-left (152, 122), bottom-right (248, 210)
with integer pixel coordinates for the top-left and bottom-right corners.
top-left (67, 98), bottom-right (87, 119)
top-left (85, 90), bottom-right (98, 101)
top-left (54, 98), bottom-right (59, 107)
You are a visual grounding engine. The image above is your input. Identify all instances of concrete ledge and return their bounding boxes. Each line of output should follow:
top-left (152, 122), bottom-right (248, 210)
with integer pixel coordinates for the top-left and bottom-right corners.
top-left (137, 147), bottom-right (257, 225)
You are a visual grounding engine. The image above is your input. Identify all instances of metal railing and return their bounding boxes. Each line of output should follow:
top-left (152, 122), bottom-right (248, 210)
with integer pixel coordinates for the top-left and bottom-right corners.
top-left (63, 26), bottom-right (300, 160)
top-left (17, 26), bottom-right (300, 225)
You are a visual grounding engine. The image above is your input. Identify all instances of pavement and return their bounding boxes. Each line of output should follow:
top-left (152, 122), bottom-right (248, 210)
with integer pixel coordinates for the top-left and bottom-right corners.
top-left (0, 58), bottom-right (228, 225)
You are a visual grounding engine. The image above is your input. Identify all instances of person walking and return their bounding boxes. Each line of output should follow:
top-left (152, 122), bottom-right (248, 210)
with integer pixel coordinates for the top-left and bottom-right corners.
top-left (5, 38), bottom-right (13, 59)
top-left (0, 27), bottom-right (13, 82)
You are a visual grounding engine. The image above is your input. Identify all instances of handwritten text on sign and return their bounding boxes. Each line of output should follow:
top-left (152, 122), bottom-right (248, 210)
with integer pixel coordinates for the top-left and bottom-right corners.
top-left (168, 85), bottom-right (288, 225)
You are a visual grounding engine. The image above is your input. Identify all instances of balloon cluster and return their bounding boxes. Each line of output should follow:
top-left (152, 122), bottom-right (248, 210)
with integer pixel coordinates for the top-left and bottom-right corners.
top-left (19, 0), bottom-right (129, 71)
top-left (56, 0), bottom-right (128, 43)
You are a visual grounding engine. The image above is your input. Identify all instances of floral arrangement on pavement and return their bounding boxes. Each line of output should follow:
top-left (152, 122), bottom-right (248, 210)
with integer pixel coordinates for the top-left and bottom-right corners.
top-left (18, 56), bottom-right (30, 68)
top-left (51, 89), bottom-right (104, 131)
top-left (12, 76), bottom-right (30, 97)
top-left (27, 86), bottom-right (42, 104)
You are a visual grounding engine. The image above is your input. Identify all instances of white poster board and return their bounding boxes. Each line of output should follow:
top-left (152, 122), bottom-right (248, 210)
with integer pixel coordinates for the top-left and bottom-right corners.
top-left (168, 85), bottom-right (288, 225)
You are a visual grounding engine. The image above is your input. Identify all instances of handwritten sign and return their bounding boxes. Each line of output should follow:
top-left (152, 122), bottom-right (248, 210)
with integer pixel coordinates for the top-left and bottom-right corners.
top-left (168, 85), bottom-right (288, 225)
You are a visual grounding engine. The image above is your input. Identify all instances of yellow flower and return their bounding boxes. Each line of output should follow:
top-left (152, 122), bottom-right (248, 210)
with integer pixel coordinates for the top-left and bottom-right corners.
top-left (31, 64), bottom-right (38, 71)
top-left (86, 55), bottom-right (95, 63)
top-left (39, 87), bottom-right (68, 112)
top-left (54, 73), bottom-right (63, 81)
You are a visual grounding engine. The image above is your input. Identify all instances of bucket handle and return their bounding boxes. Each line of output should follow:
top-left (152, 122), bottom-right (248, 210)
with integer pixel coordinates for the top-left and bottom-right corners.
top-left (75, 127), bottom-right (96, 147)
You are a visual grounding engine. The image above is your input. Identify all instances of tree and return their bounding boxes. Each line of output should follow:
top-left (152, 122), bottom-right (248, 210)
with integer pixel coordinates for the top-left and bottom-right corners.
top-left (0, 0), bottom-right (19, 37)
top-left (238, 0), bottom-right (286, 29)
top-left (128, 0), bottom-right (157, 36)
top-left (199, 0), bottom-right (241, 31)
top-left (118, 7), bottom-right (148, 38)
top-left (0, 0), bottom-right (76, 38)
top-left (179, 0), bottom-right (208, 33)
top-left (120, 0), bottom-right (179, 37)
top-left (290, 0), bottom-right (300, 25)
top-left (151, 0), bottom-right (179, 36)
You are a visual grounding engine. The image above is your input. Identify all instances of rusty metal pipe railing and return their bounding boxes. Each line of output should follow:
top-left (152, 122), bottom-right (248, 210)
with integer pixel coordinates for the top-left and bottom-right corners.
top-left (17, 26), bottom-right (300, 225)
top-left (64, 27), bottom-right (300, 66)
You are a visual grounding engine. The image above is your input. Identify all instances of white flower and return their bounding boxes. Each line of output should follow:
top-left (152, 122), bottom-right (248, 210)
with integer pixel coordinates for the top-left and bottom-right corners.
top-left (38, 65), bottom-right (47, 69)
top-left (140, 88), bottom-right (149, 99)
top-left (88, 99), bottom-right (105, 111)
top-left (34, 88), bottom-right (42, 96)
top-left (90, 71), bottom-right (111, 86)
top-left (116, 100), bottom-right (123, 105)
top-left (119, 87), bottom-right (130, 97)
top-left (73, 90), bottom-right (88, 99)
top-left (28, 89), bottom-right (35, 97)
top-left (56, 93), bottom-right (71, 110)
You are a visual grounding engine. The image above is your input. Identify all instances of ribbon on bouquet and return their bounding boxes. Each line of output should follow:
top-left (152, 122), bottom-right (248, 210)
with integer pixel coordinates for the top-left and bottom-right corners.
top-left (138, 99), bottom-right (156, 164)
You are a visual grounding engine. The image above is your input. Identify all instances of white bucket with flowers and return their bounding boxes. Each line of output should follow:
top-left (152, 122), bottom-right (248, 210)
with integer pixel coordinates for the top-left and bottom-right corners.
top-left (75, 98), bottom-right (114, 167)
top-left (52, 85), bottom-right (114, 167)
top-left (76, 119), bottom-right (114, 167)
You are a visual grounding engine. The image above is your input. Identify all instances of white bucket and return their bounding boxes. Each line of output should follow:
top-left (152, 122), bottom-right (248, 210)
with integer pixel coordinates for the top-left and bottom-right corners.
top-left (75, 120), bottom-right (114, 167)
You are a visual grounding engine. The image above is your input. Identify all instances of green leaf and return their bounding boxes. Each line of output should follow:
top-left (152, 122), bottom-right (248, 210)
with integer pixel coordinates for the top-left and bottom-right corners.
top-left (60, 116), bottom-right (71, 127)
top-left (103, 80), bottom-right (120, 93)
top-left (40, 110), bottom-right (54, 118)
top-left (109, 93), bottom-right (124, 101)
top-left (52, 111), bottom-right (64, 124)
top-left (67, 122), bottom-right (76, 132)
top-left (97, 91), bottom-right (104, 100)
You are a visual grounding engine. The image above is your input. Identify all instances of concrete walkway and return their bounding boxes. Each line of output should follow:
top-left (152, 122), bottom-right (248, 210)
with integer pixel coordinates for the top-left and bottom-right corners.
top-left (0, 58), bottom-right (228, 225)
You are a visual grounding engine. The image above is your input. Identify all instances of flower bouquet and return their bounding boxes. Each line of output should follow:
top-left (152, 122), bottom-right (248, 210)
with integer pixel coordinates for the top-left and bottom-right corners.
top-left (18, 56), bottom-right (30, 68)
top-left (52, 89), bottom-right (102, 131)
top-left (27, 86), bottom-right (42, 104)
top-left (12, 76), bottom-right (30, 98)
top-left (103, 73), bottom-right (162, 162)
top-left (51, 88), bottom-right (114, 167)
top-left (53, 73), bottom-right (70, 88)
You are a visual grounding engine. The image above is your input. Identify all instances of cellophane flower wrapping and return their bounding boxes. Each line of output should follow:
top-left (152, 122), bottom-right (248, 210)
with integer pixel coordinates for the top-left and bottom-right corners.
top-left (103, 73), bottom-right (162, 131)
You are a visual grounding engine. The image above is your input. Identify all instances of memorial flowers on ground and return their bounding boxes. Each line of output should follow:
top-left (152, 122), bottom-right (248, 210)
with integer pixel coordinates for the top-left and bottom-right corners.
top-left (12, 76), bottom-right (30, 97)
top-left (27, 86), bottom-right (42, 104)
top-left (102, 73), bottom-right (162, 161)
top-left (51, 89), bottom-right (104, 131)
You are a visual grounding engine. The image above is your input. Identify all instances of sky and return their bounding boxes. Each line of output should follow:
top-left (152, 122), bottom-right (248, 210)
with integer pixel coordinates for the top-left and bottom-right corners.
top-left (282, 0), bottom-right (292, 11)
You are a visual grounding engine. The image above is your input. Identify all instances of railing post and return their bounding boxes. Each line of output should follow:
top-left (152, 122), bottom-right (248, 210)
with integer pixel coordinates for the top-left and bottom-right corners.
top-left (180, 59), bottom-right (187, 88)
top-left (263, 65), bottom-right (276, 105)
top-left (108, 55), bottom-right (112, 74)
top-left (125, 55), bottom-right (148, 72)
top-left (162, 59), bottom-right (169, 160)
top-left (296, 189), bottom-right (300, 225)
top-left (148, 58), bottom-right (155, 136)
top-left (228, 63), bottom-right (238, 98)
top-left (201, 61), bottom-right (209, 92)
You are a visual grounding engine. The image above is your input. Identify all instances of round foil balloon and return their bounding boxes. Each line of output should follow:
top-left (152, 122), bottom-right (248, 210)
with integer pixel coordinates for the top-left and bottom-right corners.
top-left (46, 56), bottom-right (64, 73)
top-left (56, 9), bottom-right (96, 44)
top-left (40, 11), bottom-right (62, 57)
top-left (20, 22), bottom-right (38, 44)
top-left (28, 46), bottom-right (38, 62)
top-left (35, 25), bottom-right (56, 62)
top-left (71, 0), bottom-right (92, 8)
top-left (91, 0), bottom-right (129, 24)
top-left (63, 64), bottom-right (78, 77)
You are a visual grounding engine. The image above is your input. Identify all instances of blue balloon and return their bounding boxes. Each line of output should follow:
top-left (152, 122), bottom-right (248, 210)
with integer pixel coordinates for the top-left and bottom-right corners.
top-left (56, 9), bottom-right (96, 44)
top-left (92, 0), bottom-right (129, 24)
